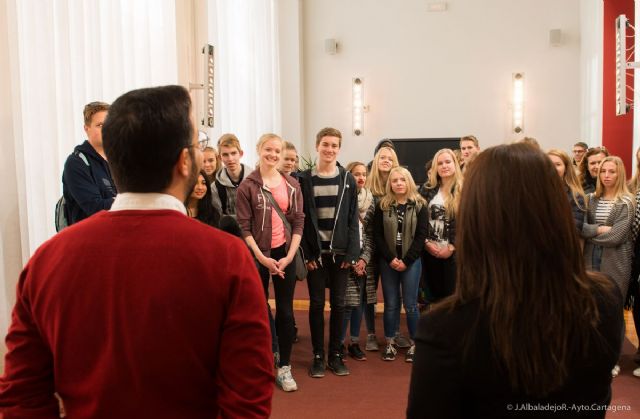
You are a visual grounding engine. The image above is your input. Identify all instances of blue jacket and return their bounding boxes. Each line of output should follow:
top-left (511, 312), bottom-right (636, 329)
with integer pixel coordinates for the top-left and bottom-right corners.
top-left (62, 140), bottom-right (117, 225)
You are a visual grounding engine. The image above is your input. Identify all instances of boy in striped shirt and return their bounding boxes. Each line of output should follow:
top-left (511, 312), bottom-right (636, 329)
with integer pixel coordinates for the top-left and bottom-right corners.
top-left (298, 127), bottom-right (360, 378)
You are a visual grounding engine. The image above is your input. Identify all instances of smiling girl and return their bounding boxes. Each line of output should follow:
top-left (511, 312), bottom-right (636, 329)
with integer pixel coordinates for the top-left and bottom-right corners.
top-left (185, 170), bottom-right (220, 227)
top-left (236, 133), bottom-right (304, 392)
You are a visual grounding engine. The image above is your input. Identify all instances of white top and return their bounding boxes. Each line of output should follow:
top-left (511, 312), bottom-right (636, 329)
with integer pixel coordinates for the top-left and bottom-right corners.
top-left (595, 199), bottom-right (615, 225)
top-left (428, 190), bottom-right (448, 246)
top-left (110, 193), bottom-right (187, 215)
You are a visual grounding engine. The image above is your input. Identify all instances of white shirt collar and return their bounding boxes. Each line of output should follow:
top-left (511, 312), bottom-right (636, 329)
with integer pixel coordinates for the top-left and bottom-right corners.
top-left (110, 193), bottom-right (187, 215)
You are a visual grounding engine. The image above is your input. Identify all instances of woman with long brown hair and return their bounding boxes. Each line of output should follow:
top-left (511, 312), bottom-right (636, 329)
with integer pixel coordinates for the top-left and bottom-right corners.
top-left (547, 149), bottom-right (586, 233)
top-left (407, 143), bottom-right (623, 417)
top-left (579, 146), bottom-right (609, 194)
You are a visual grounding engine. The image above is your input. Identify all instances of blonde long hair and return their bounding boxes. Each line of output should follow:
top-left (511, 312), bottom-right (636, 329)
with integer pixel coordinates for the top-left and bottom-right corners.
top-left (594, 156), bottom-right (633, 201)
top-left (547, 149), bottom-right (586, 210)
top-left (380, 167), bottom-right (425, 210)
top-left (425, 148), bottom-right (462, 217)
top-left (366, 146), bottom-right (399, 197)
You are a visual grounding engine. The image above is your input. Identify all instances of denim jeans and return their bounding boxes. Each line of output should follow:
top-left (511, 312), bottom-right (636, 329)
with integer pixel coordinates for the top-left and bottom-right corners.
top-left (379, 258), bottom-right (422, 340)
top-left (592, 245), bottom-right (603, 271)
top-left (341, 274), bottom-right (376, 343)
top-left (307, 254), bottom-right (349, 356)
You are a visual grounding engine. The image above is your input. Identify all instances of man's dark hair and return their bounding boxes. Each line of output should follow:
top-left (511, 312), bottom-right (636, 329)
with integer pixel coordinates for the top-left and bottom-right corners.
top-left (102, 85), bottom-right (193, 193)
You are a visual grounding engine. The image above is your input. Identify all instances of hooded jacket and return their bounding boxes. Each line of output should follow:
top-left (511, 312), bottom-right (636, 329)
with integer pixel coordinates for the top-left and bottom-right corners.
top-left (62, 140), bottom-right (117, 225)
top-left (297, 165), bottom-right (360, 264)
top-left (211, 163), bottom-right (251, 216)
top-left (236, 170), bottom-right (305, 257)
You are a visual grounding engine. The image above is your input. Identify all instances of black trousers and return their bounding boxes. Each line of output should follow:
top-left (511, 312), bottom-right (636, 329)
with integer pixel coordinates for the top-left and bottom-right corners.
top-left (307, 254), bottom-right (349, 356)
top-left (423, 252), bottom-right (456, 302)
top-left (258, 245), bottom-right (296, 367)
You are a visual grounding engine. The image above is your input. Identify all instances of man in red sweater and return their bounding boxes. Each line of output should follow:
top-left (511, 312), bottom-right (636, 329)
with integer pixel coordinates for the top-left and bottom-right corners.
top-left (0, 85), bottom-right (274, 418)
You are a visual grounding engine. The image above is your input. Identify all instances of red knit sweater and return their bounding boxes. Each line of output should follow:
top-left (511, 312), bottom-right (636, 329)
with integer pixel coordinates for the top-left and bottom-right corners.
top-left (0, 210), bottom-right (273, 418)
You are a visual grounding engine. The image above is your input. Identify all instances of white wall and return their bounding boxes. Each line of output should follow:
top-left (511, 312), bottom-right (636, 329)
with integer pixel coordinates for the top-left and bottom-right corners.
top-left (579, 0), bottom-right (603, 148)
top-left (301, 0), bottom-right (583, 163)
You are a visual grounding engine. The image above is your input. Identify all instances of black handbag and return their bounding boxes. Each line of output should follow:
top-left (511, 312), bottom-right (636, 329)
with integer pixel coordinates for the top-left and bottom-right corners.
top-left (263, 189), bottom-right (307, 281)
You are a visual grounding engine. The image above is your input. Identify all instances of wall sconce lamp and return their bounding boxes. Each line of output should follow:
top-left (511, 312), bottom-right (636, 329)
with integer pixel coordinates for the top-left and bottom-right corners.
top-left (512, 73), bottom-right (524, 134)
top-left (615, 14), bottom-right (635, 115)
top-left (190, 44), bottom-right (215, 128)
top-left (204, 44), bottom-right (214, 127)
top-left (353, 77), bottom-right (364, 136)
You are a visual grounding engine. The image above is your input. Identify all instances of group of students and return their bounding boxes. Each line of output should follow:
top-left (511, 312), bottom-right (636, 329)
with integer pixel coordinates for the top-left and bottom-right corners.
top-left (10, 86), bottom-right (635, 417)
top-left (181, 128), bottom-right (480, 393)
top-left (183, 128), bottom-right (640, 396)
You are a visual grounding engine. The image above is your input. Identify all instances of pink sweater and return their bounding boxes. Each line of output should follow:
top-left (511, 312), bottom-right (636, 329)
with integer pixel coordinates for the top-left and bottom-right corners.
top-left (0, 210), bottom-right (273, 418)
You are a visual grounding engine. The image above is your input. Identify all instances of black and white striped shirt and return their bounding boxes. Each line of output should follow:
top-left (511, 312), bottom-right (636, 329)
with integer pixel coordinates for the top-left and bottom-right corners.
top-left (595, 199), bottom-right (615, 225)
top-left (312, 167), bottom-right (340, 253)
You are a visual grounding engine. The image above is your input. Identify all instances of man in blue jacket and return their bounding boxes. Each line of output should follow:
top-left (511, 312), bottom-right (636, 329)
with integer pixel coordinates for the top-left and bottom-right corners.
top-left (62, 101), bottom-right (117, 225)
top-left (298, 127), bottom-right (360, 378)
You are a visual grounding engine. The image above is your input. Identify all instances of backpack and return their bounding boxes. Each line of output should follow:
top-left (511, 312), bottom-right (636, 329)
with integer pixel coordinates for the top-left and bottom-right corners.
top-left (55, 151), bottom-right (90, 232)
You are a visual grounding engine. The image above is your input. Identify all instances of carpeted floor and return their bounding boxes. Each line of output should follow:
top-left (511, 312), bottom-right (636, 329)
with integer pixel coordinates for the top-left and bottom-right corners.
top-left (270, 310), bottom-right (640, 419)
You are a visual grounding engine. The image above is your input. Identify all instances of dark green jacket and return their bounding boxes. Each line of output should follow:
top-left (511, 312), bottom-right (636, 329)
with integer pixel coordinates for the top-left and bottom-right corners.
top-left (373, 199), bottom-right (428, 265)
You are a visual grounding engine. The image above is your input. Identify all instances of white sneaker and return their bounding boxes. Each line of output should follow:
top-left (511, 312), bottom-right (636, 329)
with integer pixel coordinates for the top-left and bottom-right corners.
top-left (611, 364), bottom-right (621, 378)
top-left (381, 343), bottom-right (397, 361)
top-left (276, 365), bottom-right (298, 392)
top-left (365, 334), bottom-right (379, 351)
top-left (633, 367), bottom-right (640, 378)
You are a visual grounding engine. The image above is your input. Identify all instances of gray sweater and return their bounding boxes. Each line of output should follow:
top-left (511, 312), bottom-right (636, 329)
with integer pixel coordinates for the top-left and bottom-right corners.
top-left (583, 193), bottom-right (634, 297)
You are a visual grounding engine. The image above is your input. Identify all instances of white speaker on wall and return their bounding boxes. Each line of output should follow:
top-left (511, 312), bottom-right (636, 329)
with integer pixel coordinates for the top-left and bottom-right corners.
top-left (324, 39), bottom-right (338, 55)
top-left (549, 29), bottom-right (562, 47)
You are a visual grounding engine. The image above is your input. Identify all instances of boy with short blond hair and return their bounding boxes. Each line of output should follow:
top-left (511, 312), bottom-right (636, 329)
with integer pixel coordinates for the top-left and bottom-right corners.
top-left (211, 133), bottom-right (250, 216)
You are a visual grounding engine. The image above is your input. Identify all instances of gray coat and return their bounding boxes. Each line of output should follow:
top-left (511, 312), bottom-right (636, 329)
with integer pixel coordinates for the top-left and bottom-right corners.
top-left (583, 193), bottom-right (634, 297)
